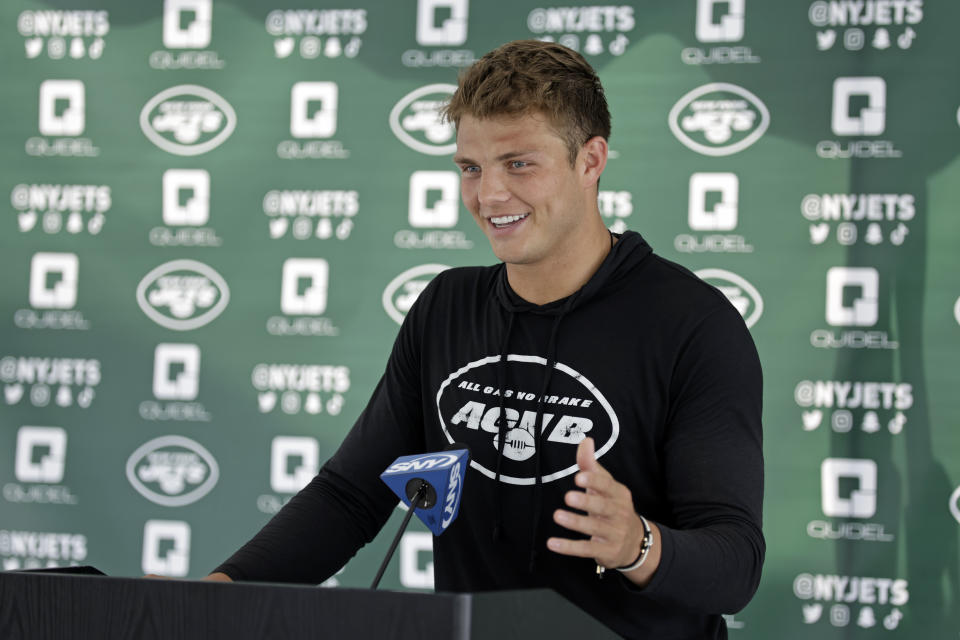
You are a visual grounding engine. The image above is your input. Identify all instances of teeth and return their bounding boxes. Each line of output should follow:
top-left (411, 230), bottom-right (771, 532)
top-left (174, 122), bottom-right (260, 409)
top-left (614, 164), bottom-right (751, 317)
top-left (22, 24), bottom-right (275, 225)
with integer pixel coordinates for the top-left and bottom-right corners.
top-left (490, 214), bottom-right (527, 225)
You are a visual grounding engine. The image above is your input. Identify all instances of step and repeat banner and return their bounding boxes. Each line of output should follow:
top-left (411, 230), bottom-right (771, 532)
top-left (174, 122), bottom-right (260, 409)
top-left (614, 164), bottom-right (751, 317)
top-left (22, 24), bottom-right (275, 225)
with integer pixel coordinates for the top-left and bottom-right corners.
top-left (2, 0), bottom-right (959, 637)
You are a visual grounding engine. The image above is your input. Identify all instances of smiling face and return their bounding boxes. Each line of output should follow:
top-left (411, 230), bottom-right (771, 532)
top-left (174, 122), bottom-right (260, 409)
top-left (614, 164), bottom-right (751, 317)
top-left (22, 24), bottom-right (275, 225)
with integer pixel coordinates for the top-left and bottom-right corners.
top-left (454, 112), bottom-right (606, 271)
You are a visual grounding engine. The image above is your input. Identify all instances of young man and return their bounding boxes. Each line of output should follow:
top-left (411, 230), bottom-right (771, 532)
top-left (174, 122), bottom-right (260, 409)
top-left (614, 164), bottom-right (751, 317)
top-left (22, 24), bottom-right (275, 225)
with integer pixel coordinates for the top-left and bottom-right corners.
top-left (211, 40), bottom-right (764, 638)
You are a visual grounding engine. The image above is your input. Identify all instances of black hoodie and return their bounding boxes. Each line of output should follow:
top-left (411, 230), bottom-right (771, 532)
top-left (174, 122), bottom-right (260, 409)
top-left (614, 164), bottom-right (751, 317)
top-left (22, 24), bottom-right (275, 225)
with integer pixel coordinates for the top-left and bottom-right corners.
top-left (217, 231), bottom-right (765, 639)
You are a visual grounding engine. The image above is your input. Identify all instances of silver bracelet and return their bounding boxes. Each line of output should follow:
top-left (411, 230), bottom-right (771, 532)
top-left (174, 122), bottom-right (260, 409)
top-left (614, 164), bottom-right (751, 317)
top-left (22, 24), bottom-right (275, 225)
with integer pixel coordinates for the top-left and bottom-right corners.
top-left (617, 515), bottom-right (654, 573)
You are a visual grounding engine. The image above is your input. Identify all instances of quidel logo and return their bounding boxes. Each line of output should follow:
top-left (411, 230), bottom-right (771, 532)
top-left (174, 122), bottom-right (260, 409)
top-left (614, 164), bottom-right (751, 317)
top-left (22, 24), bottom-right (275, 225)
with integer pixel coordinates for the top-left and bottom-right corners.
top-left (163, 0), bottom-right (212, 49)
top-left (142, 520), bottom-right (190, 577)
top-left (39, 80), bottom-right (85, 137)
top-left (136, 259), bottom-right (230, 331)
top-left (818, 76), bottom-right (900, 159)
top-left (258, 436), bottom-right (320, 514)
top-left (669, 83), bottom-right (769, 156)
top-left (416, 0), bottom-right (468, 46)
top-left (389, 84), bottom-right (457, 155)
top-left (396, 172), bottom-right (472, 250)
top-left (826, 267), bottom-right (878, 327)
top-left (270, 436), bottom-right (319, 494)
top-left (821, 458), bottom-right (876, 518)
top-left (6, 426), bottom-right (77, 505)
top-left (30, 252), bottom-right (78, 309)
top-left (152, 0), bottom-right (224, 70)
top-left (153, 344), bottom-right (200, 400)
top-left (694, 268), bottom-right (763, 328)
top-left (281, 258), bottom-right (328, 315)
top-left (162, 169), bottom-right (209, 226)
top-left (126, 435), bottom-right (219, 507)
top-left (15, 426), bottom-right (67, 484)
top-left (140, 85), bottom-right (236, 156)
top-left (382, 264), bottom-right (450, 325)
top-left (832, 77), bottom-right (886, 136)
top-left (696, 0), bottom-right (744, 42)
top-left (409, 171), bottom-right (458, 228)
top-left (291, 82), bottom-right (338, 139)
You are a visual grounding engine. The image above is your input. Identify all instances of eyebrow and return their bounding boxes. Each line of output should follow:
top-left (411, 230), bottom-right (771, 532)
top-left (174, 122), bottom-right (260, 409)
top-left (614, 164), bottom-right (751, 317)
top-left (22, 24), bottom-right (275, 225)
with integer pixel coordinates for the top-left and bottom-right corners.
top-left (453, 150), bottom-right (538, 165)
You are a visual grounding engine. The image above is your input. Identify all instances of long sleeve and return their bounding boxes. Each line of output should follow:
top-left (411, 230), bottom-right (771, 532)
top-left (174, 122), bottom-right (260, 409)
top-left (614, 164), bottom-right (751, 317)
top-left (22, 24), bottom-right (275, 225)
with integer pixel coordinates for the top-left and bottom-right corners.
top-left (638, 302), bottom-right (765, 614)
top-left (214, 284), bottom-right (431, 583)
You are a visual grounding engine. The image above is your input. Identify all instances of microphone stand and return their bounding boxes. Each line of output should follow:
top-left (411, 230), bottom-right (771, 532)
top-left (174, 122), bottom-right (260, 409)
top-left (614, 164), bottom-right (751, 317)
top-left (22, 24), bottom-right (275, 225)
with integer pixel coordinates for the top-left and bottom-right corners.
top-left (370, 480), bottom-right (428, 590)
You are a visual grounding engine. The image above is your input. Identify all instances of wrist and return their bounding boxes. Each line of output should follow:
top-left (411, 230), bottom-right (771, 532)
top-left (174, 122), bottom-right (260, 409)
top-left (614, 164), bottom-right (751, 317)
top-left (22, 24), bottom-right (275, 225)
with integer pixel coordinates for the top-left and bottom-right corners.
top-left (617, 514), bottom-right (654, 573)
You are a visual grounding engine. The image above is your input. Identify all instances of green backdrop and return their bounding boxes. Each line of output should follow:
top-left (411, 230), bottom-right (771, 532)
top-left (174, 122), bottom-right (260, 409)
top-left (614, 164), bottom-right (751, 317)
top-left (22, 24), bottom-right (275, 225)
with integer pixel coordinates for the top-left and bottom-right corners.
top-left (2, 0), bottom-right (959, 637)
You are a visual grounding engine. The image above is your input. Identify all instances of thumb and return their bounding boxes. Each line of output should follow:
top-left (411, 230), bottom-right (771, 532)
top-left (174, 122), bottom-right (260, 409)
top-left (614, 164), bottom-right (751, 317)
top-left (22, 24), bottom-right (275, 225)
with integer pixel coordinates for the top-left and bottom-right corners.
top-left (576, 436), bottom-right (597, 472)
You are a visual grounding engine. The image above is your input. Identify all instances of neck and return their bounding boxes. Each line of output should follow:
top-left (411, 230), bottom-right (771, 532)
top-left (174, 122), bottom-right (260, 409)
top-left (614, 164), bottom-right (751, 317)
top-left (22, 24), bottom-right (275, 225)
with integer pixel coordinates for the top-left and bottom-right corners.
top-left (506, 220), bottom-right (614, 306)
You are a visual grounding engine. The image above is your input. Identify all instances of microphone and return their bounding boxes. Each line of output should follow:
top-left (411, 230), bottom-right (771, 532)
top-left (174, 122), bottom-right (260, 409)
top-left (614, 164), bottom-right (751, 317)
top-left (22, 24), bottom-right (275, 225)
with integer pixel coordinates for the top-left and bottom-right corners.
top-left (370, 444), bottom-right (469, 589)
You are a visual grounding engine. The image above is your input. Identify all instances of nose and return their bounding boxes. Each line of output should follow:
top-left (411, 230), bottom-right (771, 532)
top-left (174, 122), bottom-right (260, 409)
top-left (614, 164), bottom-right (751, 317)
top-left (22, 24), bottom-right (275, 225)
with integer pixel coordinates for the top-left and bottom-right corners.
top-left (477, 170), bottom-right (509, 207)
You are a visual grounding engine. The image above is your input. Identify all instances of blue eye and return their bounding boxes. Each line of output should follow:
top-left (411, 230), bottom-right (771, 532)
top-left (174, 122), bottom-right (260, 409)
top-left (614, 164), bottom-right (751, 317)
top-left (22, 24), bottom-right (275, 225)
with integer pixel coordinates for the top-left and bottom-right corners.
top-left (510, 161), bottom-right (528, 169)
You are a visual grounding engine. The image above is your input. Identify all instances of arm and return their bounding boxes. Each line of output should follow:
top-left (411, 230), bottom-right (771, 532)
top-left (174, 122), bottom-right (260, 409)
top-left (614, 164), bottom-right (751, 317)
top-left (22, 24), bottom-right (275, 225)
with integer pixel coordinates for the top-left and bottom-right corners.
top-left (213, 287), bottom-right (432, 584)
top-left (549, 304), bottom-right (764, 613)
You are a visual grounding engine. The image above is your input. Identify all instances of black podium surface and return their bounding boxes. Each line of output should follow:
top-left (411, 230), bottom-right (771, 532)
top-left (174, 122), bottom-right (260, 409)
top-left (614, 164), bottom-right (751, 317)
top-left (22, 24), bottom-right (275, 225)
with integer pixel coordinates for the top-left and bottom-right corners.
top-left (0, 571), bottom-right (618, 639)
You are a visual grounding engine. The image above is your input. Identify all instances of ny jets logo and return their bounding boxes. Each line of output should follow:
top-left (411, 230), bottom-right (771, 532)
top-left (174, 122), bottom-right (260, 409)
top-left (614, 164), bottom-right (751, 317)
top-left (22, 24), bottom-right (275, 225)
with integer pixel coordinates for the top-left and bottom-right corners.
top-left (436, 354), bottom-right (618, 485)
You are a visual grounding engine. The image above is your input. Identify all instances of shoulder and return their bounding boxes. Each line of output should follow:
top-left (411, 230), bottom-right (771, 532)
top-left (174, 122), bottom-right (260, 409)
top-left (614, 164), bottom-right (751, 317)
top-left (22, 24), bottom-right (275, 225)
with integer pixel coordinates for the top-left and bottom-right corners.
top-left (401, 264), bottom-right (499, 326)
top-left (417, 264), bottom-right (500, 303)
top-left (625, 252), bottom-right (741, 322)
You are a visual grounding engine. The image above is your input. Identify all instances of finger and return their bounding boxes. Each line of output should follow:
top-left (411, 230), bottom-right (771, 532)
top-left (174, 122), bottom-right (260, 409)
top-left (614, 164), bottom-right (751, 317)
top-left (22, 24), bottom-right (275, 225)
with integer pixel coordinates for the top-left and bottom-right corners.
top-left (576, 436), bottom-right (597, 472)
top-left (575, 469), bottom-right (619, 497)
top-left (564, 490), bottom-right (617, 517)
top-left (546, 535), bottom-right (600, 559)
top-left (553, 508), bottom-right (611, 539)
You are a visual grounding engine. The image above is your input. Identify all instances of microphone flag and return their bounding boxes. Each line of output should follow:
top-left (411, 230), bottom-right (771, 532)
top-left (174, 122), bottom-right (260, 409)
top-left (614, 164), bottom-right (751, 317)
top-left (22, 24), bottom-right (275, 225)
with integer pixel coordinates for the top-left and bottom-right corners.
top-left (380, 448), bottom-right (468, 536)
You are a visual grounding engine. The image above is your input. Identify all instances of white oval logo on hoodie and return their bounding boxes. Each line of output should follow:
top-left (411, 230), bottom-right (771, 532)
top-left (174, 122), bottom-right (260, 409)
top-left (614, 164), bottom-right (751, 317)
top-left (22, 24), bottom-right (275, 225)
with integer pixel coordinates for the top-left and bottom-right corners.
top-left (436, 354), bottom-right (619, 485)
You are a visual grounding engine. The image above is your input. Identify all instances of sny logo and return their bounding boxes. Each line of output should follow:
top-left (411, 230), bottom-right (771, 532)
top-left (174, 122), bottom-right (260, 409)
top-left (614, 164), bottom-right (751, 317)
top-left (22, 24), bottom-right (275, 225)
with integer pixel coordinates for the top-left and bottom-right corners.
top-left (142, 520), bottom-right (190, 577)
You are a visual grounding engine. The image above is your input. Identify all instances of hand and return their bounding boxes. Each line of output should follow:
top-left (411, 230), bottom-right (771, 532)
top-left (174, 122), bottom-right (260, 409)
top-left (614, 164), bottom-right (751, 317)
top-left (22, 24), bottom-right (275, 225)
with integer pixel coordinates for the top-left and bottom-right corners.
top-left (547, 437), bottom-right (660, 584)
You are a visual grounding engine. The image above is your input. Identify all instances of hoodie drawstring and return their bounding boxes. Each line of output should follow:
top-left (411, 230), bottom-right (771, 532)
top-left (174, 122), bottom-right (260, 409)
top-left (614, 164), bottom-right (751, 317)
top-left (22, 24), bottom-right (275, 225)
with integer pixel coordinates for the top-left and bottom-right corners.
top-left (527, 311), bottom-right (565, 572)
top-left (492, 310), bottom-right (515, 543)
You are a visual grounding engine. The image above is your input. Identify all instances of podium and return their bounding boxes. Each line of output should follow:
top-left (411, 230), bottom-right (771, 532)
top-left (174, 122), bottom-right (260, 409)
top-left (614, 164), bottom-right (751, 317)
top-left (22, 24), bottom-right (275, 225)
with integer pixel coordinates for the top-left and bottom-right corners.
top-left (0, 570), bottom-right (617, 639)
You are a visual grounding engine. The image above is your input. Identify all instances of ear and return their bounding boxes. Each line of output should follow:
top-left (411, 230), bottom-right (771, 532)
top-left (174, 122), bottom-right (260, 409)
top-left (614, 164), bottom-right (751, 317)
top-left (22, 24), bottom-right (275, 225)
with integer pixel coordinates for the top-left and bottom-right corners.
top-left (578, 136), bottom-right (608, 189)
